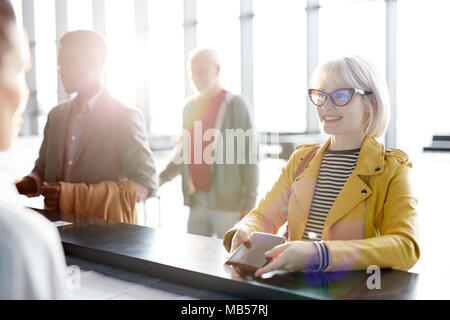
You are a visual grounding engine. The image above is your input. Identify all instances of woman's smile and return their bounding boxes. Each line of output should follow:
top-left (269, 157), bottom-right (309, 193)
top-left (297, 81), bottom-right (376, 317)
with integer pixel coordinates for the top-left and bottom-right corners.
top-left (322, 114), bottom-right (343, 122)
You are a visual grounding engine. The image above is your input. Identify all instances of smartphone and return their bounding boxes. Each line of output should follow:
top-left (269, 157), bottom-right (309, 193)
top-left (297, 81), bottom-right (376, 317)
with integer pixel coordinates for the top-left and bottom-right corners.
top-left (225, 232), bottom-right (286, 271)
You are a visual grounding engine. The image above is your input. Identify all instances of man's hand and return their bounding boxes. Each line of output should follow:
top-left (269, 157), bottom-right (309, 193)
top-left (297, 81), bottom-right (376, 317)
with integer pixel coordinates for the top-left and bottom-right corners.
top-left (15, 176), bottom-right (38, 197)
top-left (42, 182), bottom-right (61, 211)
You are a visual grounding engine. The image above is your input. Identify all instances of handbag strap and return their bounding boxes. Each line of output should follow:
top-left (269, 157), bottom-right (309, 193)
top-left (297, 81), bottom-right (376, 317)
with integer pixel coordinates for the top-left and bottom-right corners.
top-left (292, 145), bottom-right (320, 183)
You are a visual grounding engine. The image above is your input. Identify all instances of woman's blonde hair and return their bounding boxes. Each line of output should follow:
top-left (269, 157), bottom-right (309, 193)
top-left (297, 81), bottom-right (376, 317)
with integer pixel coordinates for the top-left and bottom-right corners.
top-left (311, 55), bottom-right (390, 138)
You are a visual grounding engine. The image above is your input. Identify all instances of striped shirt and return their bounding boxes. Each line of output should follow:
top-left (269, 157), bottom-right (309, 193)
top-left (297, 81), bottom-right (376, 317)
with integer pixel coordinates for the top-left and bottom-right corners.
top-left (303, 148), bottom-right (360, 241)
top-left (305, 147), bottom-right (360, 272)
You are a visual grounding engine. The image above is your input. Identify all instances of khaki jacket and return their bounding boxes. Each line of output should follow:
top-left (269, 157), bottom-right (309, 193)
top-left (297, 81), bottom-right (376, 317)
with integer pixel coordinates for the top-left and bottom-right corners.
top-left (223, 136), bottom-right (420, 272)
top-left (59, 180), bottom-right (138, 224)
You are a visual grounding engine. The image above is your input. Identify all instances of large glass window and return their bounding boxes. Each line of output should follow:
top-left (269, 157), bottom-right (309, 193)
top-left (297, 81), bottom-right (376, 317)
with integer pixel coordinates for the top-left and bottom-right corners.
top-left (104, 0), bottom-right (137, 107)
top-left (319, 0), bottom-right (386, 73)
top-left (67, 0), bottom-right (93, 31)
top-left (146, 1), bottom-right (185, 136)
top-left (254, 0), bottom-right (307, 133)
top-left (397, 0), bottom-right (450, 155)
top-left (196, 0), bottom-right (241, 95)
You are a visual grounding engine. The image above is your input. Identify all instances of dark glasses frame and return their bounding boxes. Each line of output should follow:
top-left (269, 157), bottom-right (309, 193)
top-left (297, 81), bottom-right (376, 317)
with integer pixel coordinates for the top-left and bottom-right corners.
top-left (308, 88), bottom-right (373, 107)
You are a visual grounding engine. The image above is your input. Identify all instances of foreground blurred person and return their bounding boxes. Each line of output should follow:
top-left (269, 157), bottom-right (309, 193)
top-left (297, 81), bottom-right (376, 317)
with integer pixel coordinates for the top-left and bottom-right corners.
top-left (0, 0), bottom-right (67, 299)
top-left (224, 55), bottom-right (420, 277)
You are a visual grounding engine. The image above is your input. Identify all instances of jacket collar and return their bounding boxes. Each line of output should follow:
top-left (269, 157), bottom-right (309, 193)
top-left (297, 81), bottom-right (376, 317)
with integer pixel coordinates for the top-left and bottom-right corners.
top-left (56, 89), bottom-right (110, 174)
top-left (313, 135), bottom-right (385, 176)
top-left (353, 135), bottom-right (385, 176)
top-left (70, 89), bottom-right (109, 168)
top-left (73, 88), bottom-right (104, 113)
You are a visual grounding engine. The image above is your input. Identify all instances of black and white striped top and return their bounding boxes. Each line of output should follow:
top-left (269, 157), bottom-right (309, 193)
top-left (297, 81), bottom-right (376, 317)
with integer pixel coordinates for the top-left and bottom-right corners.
top-left (302, 148), bottom-right (360, 242)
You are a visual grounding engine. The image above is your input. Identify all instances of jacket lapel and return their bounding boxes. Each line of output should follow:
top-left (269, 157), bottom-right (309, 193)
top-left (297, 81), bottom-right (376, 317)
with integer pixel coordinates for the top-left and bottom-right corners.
top-left (54, 102), bottom-right (72, 178)
top-left (321, 173), bottom-right (372, 235)
top-left (289, 136), bottom-right (385, 240)
top-left (214, 91), bottom-right (231, 135)
top-left (289, 139), bottom-right (329, 239)
top-left (322, 136), bottom-right (384, 238)
top-left (210, 92), bottom-right (231, 167)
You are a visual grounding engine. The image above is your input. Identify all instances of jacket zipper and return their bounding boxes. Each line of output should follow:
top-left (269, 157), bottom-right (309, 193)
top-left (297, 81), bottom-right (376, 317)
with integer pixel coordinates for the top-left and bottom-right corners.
top-left (363, 176), bottom-right (370, 238)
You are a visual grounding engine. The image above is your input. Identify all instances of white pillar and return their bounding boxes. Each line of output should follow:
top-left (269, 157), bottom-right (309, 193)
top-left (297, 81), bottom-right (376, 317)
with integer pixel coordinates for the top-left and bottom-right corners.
top-left (21, 0), bottom-right (39, 135)
top-left (385, 0), bottom-right (397, 148)
top-left (135, 0), bottom-right (151, 131)
top-left (240, 0), bottom-right (254, 108)
top-left (92, 0), bottom-right (109, 93)
top-left (55, 0), bottom-right (68, 103)
top-left (92, 0), bottom-right (106, 37)
top-left (183, 0), bottom-right (197, 97)
top-left (306, 0), bottom-right (320, 133)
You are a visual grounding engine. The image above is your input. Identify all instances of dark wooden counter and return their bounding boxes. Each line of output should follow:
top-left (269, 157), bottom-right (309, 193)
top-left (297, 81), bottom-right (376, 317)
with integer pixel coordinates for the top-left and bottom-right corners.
top-left (35, 209), bottom-right (425, 300)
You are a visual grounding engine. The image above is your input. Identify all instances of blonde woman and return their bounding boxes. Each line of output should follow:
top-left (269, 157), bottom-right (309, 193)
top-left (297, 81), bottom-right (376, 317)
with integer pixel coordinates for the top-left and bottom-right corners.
top-left (223, 55), bottom-right (419, 277)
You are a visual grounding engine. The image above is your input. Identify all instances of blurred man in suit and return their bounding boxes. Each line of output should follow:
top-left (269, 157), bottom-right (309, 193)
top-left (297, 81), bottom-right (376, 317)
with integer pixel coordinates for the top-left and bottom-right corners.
top-left (15, 30), bottom-right (158, 215)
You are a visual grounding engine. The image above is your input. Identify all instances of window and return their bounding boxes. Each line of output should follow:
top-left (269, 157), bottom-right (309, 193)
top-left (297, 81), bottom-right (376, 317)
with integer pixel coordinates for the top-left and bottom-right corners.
top-left (196, 0), bottom-right (241, 95)
top-left (146, 0), bottom-right (185, 136)
top-left (319, 0), bottom-right (386, 72)
top-left (254, 0), bottom-right (307, 133)
top-left (397, 0), bottom-right (450, 154)
top-left (67, 0), bottom-right (93, 31)
top-left (34, 0), bottom-right (57, 114)
top-left (104, 0), bottom-right (137, 107)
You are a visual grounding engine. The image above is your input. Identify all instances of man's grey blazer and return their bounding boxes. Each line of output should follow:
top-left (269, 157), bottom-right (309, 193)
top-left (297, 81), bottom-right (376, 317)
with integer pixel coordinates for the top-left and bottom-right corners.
top-left (32, 89), bottom-right (158, 197)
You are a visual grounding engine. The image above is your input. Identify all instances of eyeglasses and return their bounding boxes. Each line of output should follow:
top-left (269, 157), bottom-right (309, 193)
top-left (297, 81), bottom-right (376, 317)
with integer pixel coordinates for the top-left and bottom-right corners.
top-left (308, 88), bottom-right (373, 107)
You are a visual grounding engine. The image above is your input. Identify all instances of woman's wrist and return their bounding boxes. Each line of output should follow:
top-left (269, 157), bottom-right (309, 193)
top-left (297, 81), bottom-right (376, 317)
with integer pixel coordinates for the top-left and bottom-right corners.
top-left (309, 242), bottom-right (320, 267)
top-left (309, 240), bottom-right (330, 272)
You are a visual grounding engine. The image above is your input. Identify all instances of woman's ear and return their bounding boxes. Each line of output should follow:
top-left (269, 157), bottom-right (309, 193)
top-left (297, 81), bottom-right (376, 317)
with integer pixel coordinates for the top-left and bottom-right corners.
top-left (369, 94), bottom-right (378, 112)
top-left (364, 93), bottom-right (377, 114)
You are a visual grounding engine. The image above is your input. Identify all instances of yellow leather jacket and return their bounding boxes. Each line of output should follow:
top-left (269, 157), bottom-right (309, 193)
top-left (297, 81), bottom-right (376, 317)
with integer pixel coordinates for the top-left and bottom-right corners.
top-left (223, 136), bottom-right (420, 272)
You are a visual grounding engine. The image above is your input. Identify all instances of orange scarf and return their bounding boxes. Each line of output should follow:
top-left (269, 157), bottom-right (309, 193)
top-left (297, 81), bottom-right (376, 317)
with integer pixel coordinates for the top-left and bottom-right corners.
top-left (188, 90), bottom-right (226, 191)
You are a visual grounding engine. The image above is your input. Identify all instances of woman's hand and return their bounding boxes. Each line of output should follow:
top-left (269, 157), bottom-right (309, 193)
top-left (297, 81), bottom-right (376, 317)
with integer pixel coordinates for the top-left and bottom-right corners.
top-left (230, 227), bottom-right (251, 253)
top-left (254, 241), bottom-right (319, 277)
